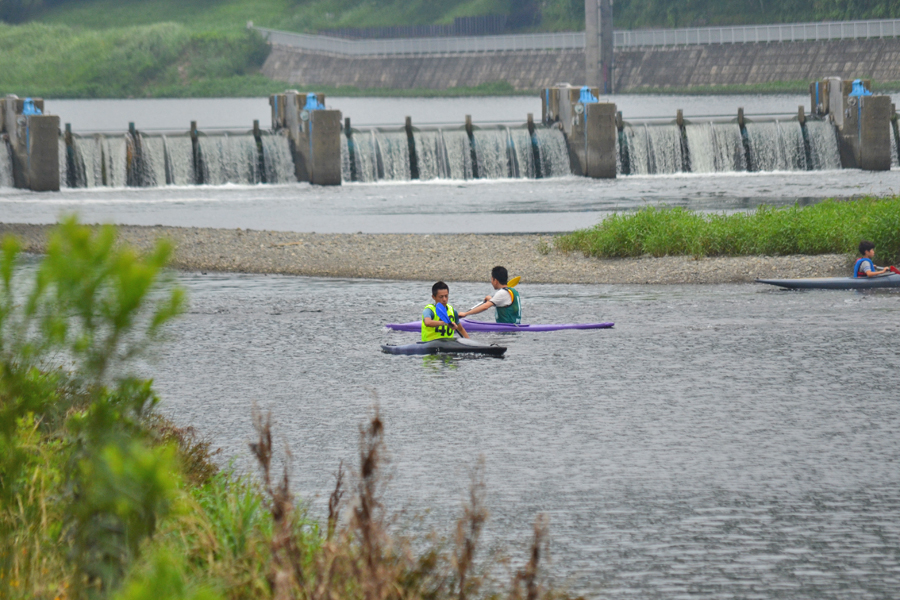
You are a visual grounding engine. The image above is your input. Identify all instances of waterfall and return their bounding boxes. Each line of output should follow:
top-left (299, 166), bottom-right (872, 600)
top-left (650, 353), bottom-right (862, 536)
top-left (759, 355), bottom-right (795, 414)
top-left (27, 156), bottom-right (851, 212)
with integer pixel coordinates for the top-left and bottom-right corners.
top-left (139, 135), bottom-right (167, 186)
top-left (101, 136), bottom-right (127, 187)
top-left (374, 131), bottom-right (411, 181)
top-left (745, 121), bottom-right (806, 171)
top-left (472, 129), bottom-right (510, 179)
top-left (685, 122), bottom-right (746, 172)
top-left (623, 124), bottom-right (684, 174)
top-left (442, 130), bottom-right (474, 180)
top-left (413, 130), bottom-right (451, 180)
top-left (341, 126), bottom-right (569, 182)
top-left (58, 138), bottom-right (68, 188)
top-left (509, 129), bottom-right (535, 179)
top-left (805, 120), bottom-right (841, 170)
top-left (623, 125), bottom-right (649, 174)
top-left (198, 134), bottom-right (261, 185)
top-left (0, 139), bottom-right (13, 188)
top-left (163, 136), bottom-right (195, 185)
top-left (261, 135), bottom-right (295, 183)
top-left (74, 136), bottom-right (104, 187)
top-left (891, 125), bottom-right (899, 169)
top-left (648, 125), bottom-right (684, 174)
top-left (532, 129), bottom-right (570, 177)
top-left (340, 135), bottom-right (352, 183)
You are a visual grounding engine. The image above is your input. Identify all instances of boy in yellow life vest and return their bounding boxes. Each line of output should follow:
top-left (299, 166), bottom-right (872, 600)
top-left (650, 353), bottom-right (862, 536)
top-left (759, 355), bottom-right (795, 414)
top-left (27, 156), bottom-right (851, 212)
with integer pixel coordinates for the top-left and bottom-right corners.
top-left (422, 281), bottom-right (470, 342)
top-left (458, 266), bottom-right (522, 324)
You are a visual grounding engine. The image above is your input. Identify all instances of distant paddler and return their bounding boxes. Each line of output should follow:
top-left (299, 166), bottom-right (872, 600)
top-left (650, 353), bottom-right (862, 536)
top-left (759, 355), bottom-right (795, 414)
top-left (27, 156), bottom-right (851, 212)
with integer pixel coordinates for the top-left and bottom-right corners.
top-left (422, 281), bottom-right (470, 341)
top-left (458, 266), bottom-right (522, 324)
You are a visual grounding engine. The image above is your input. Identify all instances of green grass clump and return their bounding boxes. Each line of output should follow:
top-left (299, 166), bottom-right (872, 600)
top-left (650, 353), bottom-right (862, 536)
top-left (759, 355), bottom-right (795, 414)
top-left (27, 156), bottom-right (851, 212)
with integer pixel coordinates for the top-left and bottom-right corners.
top-left (555, 198), bottom-right (900, 262)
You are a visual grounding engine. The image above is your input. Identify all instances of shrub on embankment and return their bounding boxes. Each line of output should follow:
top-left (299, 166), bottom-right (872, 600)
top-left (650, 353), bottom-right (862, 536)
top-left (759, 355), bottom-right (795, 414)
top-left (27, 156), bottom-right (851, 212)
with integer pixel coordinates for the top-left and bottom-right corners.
top-left (1, 219), bottom-right (567, 600)
top-left (555, 198), bottom-right (900, 262)
top-left (0, 21), bottom-right (271, 98)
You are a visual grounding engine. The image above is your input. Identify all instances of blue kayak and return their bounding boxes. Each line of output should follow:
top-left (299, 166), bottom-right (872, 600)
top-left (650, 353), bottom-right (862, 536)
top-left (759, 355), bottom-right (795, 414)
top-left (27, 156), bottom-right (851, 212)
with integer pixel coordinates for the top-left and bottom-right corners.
top-left (756, 274), bottom-right (900, 289)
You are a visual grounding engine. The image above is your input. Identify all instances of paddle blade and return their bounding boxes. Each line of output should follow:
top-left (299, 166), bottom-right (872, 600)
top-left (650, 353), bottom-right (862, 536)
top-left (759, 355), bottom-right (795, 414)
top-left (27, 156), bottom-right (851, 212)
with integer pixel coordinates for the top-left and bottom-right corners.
top-left (434, 303), bottom-right (452, 325)
top-left (507, 276), bottom-right (521, 288)
top-left (892, 266), bottom-right (900, 275)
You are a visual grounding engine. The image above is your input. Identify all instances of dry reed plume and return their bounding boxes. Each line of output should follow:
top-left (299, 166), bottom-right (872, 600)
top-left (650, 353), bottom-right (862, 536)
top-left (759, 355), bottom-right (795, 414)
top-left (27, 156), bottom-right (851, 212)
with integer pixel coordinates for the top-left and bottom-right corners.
top-left (249, 406), bottom-right (568, 600)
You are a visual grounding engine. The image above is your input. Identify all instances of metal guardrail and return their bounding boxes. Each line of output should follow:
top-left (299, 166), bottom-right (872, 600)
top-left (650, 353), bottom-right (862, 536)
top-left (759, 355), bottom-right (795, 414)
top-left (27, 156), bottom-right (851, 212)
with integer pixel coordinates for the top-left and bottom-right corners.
top-left (255, 18), bottom-right (900, 56)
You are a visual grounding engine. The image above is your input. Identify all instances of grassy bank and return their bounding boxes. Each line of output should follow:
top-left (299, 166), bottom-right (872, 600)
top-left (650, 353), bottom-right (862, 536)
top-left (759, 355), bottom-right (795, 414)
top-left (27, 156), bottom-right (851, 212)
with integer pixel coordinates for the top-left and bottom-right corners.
top-left (0, 22), bottom-right (270, 98)
top-left (1, 219), bottom-right (570, 600)
top-left (0, 21), bottom-right (534, 98)
top-left (555, 198), bottom-right (900, 262)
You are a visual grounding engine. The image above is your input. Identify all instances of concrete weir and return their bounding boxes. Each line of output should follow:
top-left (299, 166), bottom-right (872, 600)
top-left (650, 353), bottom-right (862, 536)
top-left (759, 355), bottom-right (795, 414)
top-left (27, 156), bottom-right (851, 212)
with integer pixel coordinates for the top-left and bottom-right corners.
top-left (1, 80), bottom-right (898, 193)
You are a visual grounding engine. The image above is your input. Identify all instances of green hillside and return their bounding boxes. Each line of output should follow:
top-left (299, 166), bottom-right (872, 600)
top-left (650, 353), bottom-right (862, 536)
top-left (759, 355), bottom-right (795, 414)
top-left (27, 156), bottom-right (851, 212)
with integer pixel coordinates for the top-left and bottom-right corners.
top-left (5, 0), bottom-right (900, 32)
top-left (2, 0), bottom-right (899, 99)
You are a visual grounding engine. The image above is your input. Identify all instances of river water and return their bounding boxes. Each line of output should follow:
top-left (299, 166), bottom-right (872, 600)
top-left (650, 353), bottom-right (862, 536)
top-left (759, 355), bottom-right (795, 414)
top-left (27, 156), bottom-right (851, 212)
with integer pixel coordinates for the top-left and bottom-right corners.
top-left (149, 271), bottom-right (900, 599)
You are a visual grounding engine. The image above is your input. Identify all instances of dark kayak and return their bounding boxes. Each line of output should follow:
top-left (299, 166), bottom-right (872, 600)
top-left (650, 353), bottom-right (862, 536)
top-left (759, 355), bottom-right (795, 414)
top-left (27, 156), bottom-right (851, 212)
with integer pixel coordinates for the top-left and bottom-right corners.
top-left (756, 274), bottom-right (900, 289)
top-left (385, 318), bottom-right (614, 332)
top-left (381, 337), bottom-right (507, 357)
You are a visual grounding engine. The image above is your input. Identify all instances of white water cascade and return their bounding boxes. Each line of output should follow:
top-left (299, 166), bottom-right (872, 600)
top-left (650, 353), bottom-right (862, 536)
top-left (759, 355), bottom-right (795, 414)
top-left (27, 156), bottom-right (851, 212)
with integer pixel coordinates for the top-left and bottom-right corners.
top-left (684, 123), bottom-right (746, 173)
top-left (163, 136), bottom-right (196, 186)
top-left (620, 119), bottom-right (841, 175)
top-left (341, 126), bottom-right (570, 182)
top-left (198, 134), bottom-right (261, 185)
top-left (139, 135), bottom-right (168, 187)
top-left (891, 125), bottom-right (899, 169)
top-left (0, 139), bottom-right (13, 188)
top-left (58, 138), bottom-right (69, 189)
top-left (59, 132), bottom-right (294, 188)
top-left (805, 120), bottom-right (842, 170)
top-left (623, 124), bottom-right (684, 175)
top-left (261, 135), bottom-right (296, 183)
top-left (745, 121), bottom-right (807, 171)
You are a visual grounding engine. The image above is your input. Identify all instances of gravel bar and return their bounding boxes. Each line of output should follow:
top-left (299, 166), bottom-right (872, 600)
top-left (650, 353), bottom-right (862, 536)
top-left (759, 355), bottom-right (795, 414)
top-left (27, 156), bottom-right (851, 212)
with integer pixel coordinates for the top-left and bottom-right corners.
top-left (0, 223), bottom-right (852, 285)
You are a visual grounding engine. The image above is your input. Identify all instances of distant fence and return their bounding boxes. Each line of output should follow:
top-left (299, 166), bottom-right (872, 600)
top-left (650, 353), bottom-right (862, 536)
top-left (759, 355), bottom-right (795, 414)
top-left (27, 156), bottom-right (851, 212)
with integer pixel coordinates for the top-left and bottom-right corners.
top-left (255, 18), bottom-right (900, 55)
top-left (319, 15), bottom-right (508, 39)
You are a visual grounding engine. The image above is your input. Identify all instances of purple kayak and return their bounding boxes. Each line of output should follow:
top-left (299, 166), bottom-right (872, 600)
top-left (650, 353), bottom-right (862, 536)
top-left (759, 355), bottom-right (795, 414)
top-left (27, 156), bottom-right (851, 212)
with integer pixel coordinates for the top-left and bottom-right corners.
top-left (385, 318), bottom-right (614, 333)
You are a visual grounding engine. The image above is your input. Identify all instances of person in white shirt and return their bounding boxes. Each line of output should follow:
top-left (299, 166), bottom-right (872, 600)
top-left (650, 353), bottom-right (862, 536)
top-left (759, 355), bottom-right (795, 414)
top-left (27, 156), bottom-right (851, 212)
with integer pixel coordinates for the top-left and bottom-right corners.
top-left (458, 266), bottom-right (522, 324)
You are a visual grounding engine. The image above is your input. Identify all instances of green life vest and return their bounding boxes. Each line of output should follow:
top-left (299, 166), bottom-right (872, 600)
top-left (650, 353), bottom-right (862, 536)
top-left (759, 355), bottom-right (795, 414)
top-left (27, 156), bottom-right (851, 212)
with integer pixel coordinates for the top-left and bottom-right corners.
top-left (421, 304), bottom-right (458, 342)
top-left (495, 287), bottom-right (521, 324)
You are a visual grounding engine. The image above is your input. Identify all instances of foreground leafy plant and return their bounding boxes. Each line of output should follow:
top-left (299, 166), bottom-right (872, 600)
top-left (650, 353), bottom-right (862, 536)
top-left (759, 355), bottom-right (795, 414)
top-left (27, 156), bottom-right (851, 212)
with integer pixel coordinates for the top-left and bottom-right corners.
top-left (0, 217), bottom-right (184, 598)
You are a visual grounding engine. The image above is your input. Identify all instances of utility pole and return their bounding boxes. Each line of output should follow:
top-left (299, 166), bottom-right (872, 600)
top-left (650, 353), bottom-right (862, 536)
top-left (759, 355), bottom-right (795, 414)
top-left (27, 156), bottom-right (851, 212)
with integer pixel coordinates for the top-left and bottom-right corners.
top-left (584, 0), bottom-right (600, 87)
top-left (599, 0), bottom-right (614, 94)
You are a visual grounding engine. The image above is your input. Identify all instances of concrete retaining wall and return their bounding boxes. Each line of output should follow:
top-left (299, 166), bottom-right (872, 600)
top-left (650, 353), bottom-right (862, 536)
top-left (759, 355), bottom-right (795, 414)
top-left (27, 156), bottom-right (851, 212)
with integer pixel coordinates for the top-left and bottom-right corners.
top-left (262, 38), bottom-right (900, 91)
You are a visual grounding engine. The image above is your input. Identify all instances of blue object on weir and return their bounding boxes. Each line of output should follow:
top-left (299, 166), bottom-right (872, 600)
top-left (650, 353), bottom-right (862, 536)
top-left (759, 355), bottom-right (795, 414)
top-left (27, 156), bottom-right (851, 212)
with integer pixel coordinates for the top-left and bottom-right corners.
top-left (579, 86), bottom-right (599, 104)
top-left (849, 79), bottom-right (872, 97)
top-left (304, 94), bottom-right (325, 110)
top-left (22, 98), bottom-right (42, 116)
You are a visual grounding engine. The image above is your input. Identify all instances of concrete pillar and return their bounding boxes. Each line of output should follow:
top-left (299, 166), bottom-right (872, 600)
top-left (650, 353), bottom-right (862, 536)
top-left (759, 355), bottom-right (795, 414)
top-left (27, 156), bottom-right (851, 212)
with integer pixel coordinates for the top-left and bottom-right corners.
top-left (599, 0), bottom-right (614, 94)
top-left (583, 103), bottom-right (617, 178)
top-left (306, 110), bottom-right (342, 186)
top-left (24, 115), bottom-right (60, 192)
top-left (584, 0), bottom-right (599, 87)
top-left (857, 95), bottom-right (892, 171)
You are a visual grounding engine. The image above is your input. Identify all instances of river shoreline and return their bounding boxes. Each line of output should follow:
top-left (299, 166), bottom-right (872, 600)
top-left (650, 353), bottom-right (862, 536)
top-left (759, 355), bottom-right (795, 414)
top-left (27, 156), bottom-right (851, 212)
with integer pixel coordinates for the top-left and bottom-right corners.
top-left (0, 223), bottom-right (852, 284)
